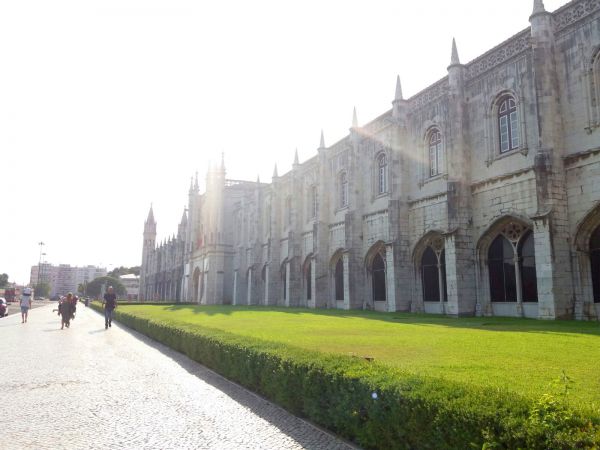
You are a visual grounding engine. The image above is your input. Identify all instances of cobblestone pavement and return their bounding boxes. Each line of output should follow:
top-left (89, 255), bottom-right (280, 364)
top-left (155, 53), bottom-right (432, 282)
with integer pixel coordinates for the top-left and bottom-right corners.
top-left (0, 304), bottom-right (356, 450)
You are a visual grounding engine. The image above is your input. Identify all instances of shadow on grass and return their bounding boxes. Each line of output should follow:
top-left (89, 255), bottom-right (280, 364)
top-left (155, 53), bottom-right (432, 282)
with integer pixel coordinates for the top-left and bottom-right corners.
top-left (122, 303), bottom-right (600, 336)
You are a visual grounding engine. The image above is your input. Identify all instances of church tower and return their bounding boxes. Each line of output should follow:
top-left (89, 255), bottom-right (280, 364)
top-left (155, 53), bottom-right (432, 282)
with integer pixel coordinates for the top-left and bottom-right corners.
top-left (140, 205), bottom-right (157, 301)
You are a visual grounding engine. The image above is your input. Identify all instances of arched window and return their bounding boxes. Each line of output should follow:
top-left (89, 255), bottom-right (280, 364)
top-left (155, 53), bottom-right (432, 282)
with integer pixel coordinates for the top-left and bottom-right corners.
top-left (421, 246), bottom-right (447, 302)
top-left (519, 231), bottom-right (538, 302)
top-left (377, 153), bottom-right (388, 194)
top-left (591, 225), bottom-right (600, 303)
top-left (261, 264), bottom-right (267, 283)
top-left (498, 96), bottom-right (520, 153)
top-left (339, 172), bottom-right (348, 208)
top-left (488, 227), bottom-right (538, 303)
top-left (428, 129), bottom-right (443, 177)
top-left (488, 235), bottom-right (517, 302)
top-left (372, 253), bottom-right (386, 301)
top-left (335, 258), bottom-right (344, 300)
top-left (306, 261), bottom-right (312, 300)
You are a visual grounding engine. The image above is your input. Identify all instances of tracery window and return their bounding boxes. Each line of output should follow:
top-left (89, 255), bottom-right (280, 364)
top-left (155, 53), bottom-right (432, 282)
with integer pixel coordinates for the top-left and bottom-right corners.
top-left (371, 253), bottom-right (386, 302)
top-left (428, 129), bottom-right (443, 177)
top-left (488, 224), bottom-right (537, 303)
top-left (498, 96), bottom-right (520, 153)
top-left (420, 241), bottom-right (447, 302)
top-left (591, 225), bottom-right (600, 303)
top-left (311, 185), bottom-right (318, 219)
top-left (339, 172), bottom-right (348, 208)
top-left (377, 153), bottom-right (388, 195)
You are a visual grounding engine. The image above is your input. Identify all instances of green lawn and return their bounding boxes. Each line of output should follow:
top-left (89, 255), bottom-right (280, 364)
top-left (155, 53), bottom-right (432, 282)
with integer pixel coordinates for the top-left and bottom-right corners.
top-left (119, 304), bottom-right (600, 411)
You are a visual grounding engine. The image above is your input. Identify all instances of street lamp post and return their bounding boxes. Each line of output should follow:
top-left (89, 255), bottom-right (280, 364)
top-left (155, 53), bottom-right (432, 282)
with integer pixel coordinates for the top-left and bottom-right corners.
top-left (37, 241), bottom-right (45, 286)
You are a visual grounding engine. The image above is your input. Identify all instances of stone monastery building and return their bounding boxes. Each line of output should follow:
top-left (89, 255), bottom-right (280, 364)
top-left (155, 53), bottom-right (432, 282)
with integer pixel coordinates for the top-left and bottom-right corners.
top-left (140, 0), bottom-right (600, 320)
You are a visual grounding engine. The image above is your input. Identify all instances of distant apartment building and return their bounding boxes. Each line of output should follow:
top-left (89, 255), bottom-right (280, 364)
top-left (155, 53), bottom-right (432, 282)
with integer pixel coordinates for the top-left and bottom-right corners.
top-left (119, 274), bottom-right (140, 300)
top-left (30, 264), bottom-right (107, 297)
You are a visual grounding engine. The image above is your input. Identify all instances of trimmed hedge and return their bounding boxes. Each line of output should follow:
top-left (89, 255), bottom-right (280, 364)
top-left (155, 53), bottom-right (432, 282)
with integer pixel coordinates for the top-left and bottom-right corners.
top-left (89, 302), bottom-right (600, 449)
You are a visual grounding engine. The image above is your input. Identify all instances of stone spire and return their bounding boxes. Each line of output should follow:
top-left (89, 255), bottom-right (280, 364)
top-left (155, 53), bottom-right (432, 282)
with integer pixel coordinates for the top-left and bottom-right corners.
top-left (146, 204), bottom-right (155, 224)
top-left (256, 174), bottom-right (260, 184)
top-left (272, 163), bottom-right (278, 179)
top-left (450, 38), bottom-right (461, 66)
top-left (220, 152), bottom-right (225, 172)
top-left (293, 148), bottom-right (299, 166)
top-left (193, 171), bottom-right (199, 191)
top-left (180, 207), bottom-right (187, 224)
top-left (395, 75), bottom-right (403, 101)
top-left (352, 107), bottom-right (358, 128)
top-left (319, 130), bottom-right (326, 149)
top-left (531, 0), bottom-right (546, 17)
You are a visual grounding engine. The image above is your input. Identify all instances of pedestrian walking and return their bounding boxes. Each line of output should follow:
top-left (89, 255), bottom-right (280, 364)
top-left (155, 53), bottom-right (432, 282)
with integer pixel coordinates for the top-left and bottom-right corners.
top-left (103, 286), bottom-right (117, 329)
top-left (20, 287), bottom-right (32, 323)
top-left (58, 294), bottom-right (75, 329)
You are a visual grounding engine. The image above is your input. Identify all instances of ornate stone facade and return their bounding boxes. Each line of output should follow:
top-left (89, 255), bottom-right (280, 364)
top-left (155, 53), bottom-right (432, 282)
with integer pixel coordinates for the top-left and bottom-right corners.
top-left (140, 0), bottom-right (600, 319)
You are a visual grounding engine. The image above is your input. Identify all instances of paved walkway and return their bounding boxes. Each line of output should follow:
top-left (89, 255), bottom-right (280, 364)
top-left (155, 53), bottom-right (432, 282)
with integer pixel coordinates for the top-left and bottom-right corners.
top-left (0, 304), bottom-right (354, 450)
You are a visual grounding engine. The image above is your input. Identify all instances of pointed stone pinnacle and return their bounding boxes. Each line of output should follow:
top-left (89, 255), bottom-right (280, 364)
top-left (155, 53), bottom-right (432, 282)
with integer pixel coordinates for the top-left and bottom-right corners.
top-left (256, 174), bottom-right (261, 184)
top-left (352, 107), bottom-right (358, 128)
top-left (532, 0), bottom-right (546, 15)
top-left (395, 75), bottom-right (403, 101)
top-left (450, 38), bottom-right (460, 66)
top-left (319, 130), bottom-right (325, 149)
top-left (273, 164), bottom-right (278, 178)
top-left (294, 148), bottom-right (299, 165)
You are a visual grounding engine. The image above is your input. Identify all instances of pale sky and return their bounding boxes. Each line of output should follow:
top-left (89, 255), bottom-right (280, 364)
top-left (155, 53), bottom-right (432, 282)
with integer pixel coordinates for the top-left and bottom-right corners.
top-left (1, 0), bottom-right (567, 284)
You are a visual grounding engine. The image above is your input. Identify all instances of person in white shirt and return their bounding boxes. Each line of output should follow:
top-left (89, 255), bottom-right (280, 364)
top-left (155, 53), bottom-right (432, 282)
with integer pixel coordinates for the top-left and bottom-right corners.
top-left (20, 287), bottom-right (33, 323)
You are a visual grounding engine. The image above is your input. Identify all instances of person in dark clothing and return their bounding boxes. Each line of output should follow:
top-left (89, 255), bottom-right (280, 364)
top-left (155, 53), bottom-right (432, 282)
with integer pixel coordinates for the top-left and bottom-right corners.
top-left (103, 286), bottom-right (117, 329)
top-left (58, 295), bottom-right (75, 329)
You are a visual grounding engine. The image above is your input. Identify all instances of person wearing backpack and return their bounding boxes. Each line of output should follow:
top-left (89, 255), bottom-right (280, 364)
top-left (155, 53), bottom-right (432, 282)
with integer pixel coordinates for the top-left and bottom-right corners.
top-left (102, 286), bottom-right (117, 329)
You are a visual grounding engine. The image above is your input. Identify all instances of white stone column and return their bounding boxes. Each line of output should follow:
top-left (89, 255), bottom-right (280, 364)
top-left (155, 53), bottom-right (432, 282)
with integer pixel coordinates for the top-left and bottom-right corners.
top-left (264, 265), bottom-right (269, 305)
top-left (513, 250), bottom-right (524, 317)
top-left (246, 269), bottom-right (252, 306)
top-left (343, 252), bottom-right (350, 310)
top-left (385, 245), bottom-right (397, 312)
top-left (284, 261), bottom-right (291, 307)
top-left (311, 259), bottom-right (317, 308)
top-left (232, 270), bottom-right (238, 306)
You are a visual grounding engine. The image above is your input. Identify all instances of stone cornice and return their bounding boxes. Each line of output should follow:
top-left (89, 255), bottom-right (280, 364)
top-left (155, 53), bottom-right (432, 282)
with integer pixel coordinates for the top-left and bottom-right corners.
top-left (470, 167), bottom-right (534, 192)
top-left (563, 146), bottom-right (600, 166)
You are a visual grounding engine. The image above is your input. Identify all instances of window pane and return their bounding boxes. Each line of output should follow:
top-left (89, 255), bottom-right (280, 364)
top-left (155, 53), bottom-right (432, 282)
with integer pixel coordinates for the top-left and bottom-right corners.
top-left (499, 116), bottom-right (509, 152)
top-left (437, 142), bottom-right (443, 173)
top-left (430, 146), bottom-right (437, 176)
top-left (510, 111), bottom-right (520, 149)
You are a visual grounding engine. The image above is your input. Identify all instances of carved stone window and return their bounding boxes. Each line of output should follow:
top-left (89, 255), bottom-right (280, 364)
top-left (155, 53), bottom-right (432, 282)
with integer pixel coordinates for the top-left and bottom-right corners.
top-left (339, 172), bottom-right (348, 208)
top-left (488, 224), bottom-right (537, 303)
top-left (498, 96), bottom-right (520, 153)
top-left (591, 225), bottom-right (600, 303)
top-left (428, 129), bottom-right (444, 177)
top-left (377, 153), bottom-right (388, 194)
top-left (420, 238), bottom-right (447, 302)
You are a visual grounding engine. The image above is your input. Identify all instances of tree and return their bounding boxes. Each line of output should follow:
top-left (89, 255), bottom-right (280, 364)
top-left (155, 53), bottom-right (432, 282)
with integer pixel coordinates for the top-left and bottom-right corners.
top-left (107, 266), bottom-right (141, 278)
top-left (85, 276), bottom-right (127, 298)
top-left (0, 273), bottom-right (8, 288)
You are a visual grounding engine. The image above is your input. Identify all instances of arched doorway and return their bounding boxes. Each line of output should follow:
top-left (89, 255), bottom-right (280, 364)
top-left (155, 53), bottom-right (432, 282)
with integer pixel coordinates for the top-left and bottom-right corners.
top-left (591, 225), bottom-right (600, 303)
top-left (372, 253), bottom-right (386, 302)
top-left (488, 228), bottom-right (537, 303)
top-left (335, 258), bottom-right (344, 302)
top-left (420, 247), bottom-right (447, 302)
